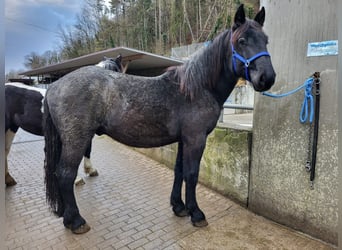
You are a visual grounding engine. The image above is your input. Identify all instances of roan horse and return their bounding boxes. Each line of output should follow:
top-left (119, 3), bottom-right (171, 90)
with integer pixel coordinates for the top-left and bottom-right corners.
top-left (44, 5), bottom-right (275, 234)
top-left (5, 55), bottom-right (123, 186)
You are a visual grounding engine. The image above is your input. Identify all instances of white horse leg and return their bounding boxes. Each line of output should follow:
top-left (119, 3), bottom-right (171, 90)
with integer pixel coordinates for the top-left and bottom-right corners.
top-left (5, 130), bottom-right (17, 186)
top-left (74, 175), bottom-right (85, 186)
top-left (74, 143), bottom-right (98, 186)
top-left (83, 157), bottom-right (98, 177)
top-left (74, 157), bottom-right (98, 186)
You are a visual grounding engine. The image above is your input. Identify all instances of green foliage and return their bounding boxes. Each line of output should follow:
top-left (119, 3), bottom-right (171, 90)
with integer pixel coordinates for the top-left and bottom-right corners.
top-left (245, 4), bottom-right (255, 18)
top-left (226, 15), bottom-right (232, 29)
top-left (208, 17), bottom-right (223, 41)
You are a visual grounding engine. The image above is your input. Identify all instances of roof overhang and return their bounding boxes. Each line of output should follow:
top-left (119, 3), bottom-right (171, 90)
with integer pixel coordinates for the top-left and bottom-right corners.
top-left (19, 47), bottom-right (184, 77)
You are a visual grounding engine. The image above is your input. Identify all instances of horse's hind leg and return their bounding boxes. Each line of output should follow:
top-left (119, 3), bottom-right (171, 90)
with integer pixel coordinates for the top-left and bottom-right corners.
top-left (83, 140), bottom-right (98, 177)
top-left (57, 144), bottom-right (90, 234)
top-left (5, 129), bottom-right (17, 186)
top-left (182, 135), bottom-right (208, 227)
top-left (170, 142), bottom-right (187, 217)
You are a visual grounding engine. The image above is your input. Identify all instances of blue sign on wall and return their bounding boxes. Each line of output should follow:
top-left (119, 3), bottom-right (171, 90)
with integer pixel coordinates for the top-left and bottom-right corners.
top-left (307, 40), bottom-right (338, 57)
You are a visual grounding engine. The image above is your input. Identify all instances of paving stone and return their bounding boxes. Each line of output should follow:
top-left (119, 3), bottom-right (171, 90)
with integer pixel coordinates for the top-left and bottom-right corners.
top-left (5, 131), bottom-right (335, 249)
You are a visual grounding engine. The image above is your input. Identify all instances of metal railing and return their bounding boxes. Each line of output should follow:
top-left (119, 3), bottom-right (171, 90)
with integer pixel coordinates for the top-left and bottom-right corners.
top-left (223, 104), bottom-right (253, 110)
top-left (219, 104), bottom-right (254, 123)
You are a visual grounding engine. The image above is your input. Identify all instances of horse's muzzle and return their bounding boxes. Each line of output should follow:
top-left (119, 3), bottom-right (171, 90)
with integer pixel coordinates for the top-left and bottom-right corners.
top-left (251, 69), bottom-right (276, 92)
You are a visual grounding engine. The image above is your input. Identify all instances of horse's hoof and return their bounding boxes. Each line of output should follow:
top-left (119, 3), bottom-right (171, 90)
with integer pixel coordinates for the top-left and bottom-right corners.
top-left (74, 176), bottom-right (85, 186)
top-left (172, 205), bottom-right (188, 217)
top-left (72, 223), bottom-right (91, 234)
top-left (192, 219), bottom-right (208, 227)
top-left (89, 170), bottom-right (98, 177)
top-left (174, 209), bottom-right (188, 217)
top-left (5, 174), bottom-right (17, 187)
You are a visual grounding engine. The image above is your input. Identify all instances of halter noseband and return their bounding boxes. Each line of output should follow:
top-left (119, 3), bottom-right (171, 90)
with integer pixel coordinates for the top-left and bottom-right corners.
top-left (231, 42), bottom-right (270, 82)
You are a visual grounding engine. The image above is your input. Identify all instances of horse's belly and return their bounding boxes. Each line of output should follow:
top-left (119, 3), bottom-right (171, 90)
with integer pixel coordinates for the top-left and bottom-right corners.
top-left (114, 135), bottom-right (178, 148)
top-left (105, 120), bottom-right (179, 148)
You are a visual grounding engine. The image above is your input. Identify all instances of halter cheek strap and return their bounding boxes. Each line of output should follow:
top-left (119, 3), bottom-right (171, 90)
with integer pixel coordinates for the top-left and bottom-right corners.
top-left (231, 43), bottom-right (270, 81)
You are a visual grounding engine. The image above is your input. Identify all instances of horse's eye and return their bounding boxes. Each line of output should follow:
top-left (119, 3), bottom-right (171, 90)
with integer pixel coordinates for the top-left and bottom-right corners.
top-left (238, 38), bottom-right (247, 46)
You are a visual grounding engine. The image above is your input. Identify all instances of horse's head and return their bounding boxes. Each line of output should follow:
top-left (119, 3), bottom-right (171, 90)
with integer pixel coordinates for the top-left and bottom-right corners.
top-left (230, 4), bottom-right (276, 91)
top-left (98, 55), bottom-right (123, 73)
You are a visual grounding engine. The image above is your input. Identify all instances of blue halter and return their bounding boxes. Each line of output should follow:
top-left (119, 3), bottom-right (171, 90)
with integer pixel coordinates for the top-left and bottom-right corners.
top-left (231, 42), bottom-right (270, 81)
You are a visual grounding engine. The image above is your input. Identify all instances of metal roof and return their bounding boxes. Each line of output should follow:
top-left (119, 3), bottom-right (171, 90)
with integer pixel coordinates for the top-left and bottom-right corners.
top-left (20, 47), bottom-right (184, 77)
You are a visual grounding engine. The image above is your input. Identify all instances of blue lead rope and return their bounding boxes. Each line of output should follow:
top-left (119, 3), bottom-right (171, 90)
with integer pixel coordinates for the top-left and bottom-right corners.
top-left (262, 77), bottom-right (314, 124)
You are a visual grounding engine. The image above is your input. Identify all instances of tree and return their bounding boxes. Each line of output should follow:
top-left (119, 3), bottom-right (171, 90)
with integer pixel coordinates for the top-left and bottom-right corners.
top-left (24, 52), bottom-right (46, 69)
top-left (43, 50), bottom-right (60, 65)
top-left (58, 0), bottom-right (104, 58)
top-left (26, 0), bottom-right (260, 65)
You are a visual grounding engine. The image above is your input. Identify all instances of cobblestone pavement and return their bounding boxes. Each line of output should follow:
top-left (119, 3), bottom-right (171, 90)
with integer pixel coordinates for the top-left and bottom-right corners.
top-left (6, 131), bottom-right (335, 249)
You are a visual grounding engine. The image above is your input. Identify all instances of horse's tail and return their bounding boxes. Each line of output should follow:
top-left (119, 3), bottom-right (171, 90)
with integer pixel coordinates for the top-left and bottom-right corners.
top-left (43, 98), bottom-right (63, 216)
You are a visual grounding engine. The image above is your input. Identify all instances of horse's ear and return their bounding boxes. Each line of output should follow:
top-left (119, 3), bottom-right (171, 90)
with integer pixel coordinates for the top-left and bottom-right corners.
top-left (233, 4), bottom-right (246, 30)
top-left (116, 54), bottom-right (122, 63)
top-left (254, 7), bottom-right (265, 26)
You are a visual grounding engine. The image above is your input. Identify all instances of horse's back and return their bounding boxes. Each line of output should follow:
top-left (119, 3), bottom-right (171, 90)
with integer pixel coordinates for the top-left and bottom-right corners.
top-left (45, 66), bottom-right (221, 148)
top-left (5, 82), bottom-right (46, 96)
top-left (46, 66), bottom-right (118, 110)
top-left (45, 66), bottom-right (180, 145)
top-left (46, 66), bottom-right (178, 115)
top-left (45, 67), bottom-right (121, 139)
top-left (5, 83), bottom-right (45, 135)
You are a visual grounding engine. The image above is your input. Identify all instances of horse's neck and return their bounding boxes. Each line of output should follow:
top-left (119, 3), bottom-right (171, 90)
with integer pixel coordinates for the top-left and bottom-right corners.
top-left (207, 29), bottom-right (238, 106)
top-left (213, 70), bottom-right (239, 106)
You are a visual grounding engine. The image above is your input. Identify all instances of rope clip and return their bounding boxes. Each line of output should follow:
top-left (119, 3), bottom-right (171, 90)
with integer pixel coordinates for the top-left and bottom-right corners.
top-left (305, 161), bottom-right (311, 172)
top-left (313, 72), bottom-right (321, 96)
top-left (313, 72), bottom-right (320, 79)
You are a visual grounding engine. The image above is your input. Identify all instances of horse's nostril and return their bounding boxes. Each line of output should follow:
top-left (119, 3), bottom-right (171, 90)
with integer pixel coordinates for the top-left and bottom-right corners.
top-left (260, 75), bottom-right (265, 83)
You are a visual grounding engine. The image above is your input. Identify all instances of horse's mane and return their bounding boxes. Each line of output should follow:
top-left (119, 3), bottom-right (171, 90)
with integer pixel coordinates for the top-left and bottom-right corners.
top-left (167, 29), bottom-right (230, 100)
top-left (167, 19), bottom-right (262, 100)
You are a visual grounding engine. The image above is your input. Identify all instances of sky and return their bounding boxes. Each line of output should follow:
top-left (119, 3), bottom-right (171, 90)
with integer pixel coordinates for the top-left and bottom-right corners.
top-left (5, 0), bottom-right (85, 74)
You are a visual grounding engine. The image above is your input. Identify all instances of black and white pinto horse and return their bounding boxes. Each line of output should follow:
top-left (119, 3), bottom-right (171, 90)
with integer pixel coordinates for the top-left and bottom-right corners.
top-left (5, 55), bottom-right (123, 186)
top-left (44, 5), bottom-right (275, 234)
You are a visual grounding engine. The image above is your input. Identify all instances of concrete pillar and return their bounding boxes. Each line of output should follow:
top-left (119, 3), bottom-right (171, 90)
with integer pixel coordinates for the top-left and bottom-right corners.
top-left (249, 0), bottom-right (338, 244)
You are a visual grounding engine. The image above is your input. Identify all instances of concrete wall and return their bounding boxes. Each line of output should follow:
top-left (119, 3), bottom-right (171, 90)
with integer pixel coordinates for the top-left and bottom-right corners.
top-left (134, 125), bottom-right (251, 205)
top-left (249, 0), bottom-right (338, 245)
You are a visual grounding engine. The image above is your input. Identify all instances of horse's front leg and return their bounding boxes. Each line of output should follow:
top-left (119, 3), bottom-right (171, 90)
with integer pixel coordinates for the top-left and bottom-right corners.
top-left (5, 129), bottom-right (17, 186)
top-left (170, 142), bottom-right (187, 217)
top-left (183, 135), bottom-right (208, 227)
